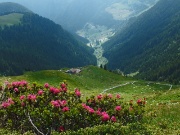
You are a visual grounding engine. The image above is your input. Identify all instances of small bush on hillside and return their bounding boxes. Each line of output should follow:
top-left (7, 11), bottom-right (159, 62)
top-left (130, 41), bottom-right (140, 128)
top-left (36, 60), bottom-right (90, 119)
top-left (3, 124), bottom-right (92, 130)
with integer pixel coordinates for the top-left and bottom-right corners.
top-left (0, 80), bottom-right (145, 134)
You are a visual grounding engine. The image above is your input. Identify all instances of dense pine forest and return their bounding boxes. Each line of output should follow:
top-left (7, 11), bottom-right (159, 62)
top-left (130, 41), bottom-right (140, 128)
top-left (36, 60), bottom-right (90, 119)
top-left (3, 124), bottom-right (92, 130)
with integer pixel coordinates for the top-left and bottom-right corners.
top-left (0, 11), bottom-right (96, 75)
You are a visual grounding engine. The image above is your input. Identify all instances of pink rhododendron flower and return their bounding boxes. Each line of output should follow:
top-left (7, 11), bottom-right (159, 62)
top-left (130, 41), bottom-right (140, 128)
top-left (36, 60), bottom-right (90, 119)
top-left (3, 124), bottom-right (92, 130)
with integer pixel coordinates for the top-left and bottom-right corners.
top-left (51, 100), bottom-right (60, 108)
top-left (20, 95), bottom-right (26, 100)
top-left (51, 100), bottom-right (67, 108)
top-left (38, 90), bottom-right (44, 95)
top-left (50, 87), bottom-right (60, 94)
top-left (82, 103), bottom-right (86, 109)
top-left (62, 87), bottom-right (67, 92)
top-left (12, 81), bottom-right (20, 87)
top-left (115, 106), bottom-right (122, 111)
top-left (14, 88), bottom-right (19, 92)
top-left (20, 80), bottom-right (28, 87)
top-left (53, 88), bottom-right (60, 94)
top-left (75, 88), bottom-right (81, 97)
top-left (88, 108), bottom-right (95, 114)
top-left (62, 106), bottom-right (69, 112)
top-left (27, 94), bottom-right (36, 102)
top-left (107, 94), bottom-right (112, 98)
top-left (1, 102), bottom-right (11, 108)
top-left (95, 110), bottom-right (102, 116)
top-left (111, 116), bottom-right (117, 122)
top-left (95, 108), bottom-right (102, 116)
top-left (137, 99), bottom-right (142, 105)
top-left (60, 100), bottom-right (67, 106)
top-left (1, 98), bottom-right (14, 108)
top-left (101, 112), bottom-right (110, 121)
top-left (60, 83), bottom-right (66, 88)
top-left (97, 94), bottom-right (103, 100)
top-left (8, 98), bottom-right (14, 104)
top-left (116, 94), bottom-right (121, 99)
top-left (44, 83), bottom-right (49, 88)
top-left (50, 87), bottom-right (55, 93)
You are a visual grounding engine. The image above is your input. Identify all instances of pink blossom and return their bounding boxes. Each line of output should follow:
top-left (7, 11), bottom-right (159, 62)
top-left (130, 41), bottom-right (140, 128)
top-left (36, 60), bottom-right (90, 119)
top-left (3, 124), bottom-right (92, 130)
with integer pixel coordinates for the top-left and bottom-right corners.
top-left (82, 103), bottom-right (86, 109)
top-left (20, 95), bottom-right (26, 100)
top-left (49, 87), bottom-right (60, 94)
top-left (88, 108), bottom-right (95, 114)
top-left (111, 116), bottom-right (117, 122)
top-left (95, 108), bottom-right (102, 115)
top-left (62, 87), bottom-right (67, 92)
top-left (1, 102), bottom-right (11, 108)
top-left (51, 100), bottom-right (60, 108)
top-left (95, 110), bottom-right (102, 116)
top-left (60, 100), bottom-right (67, 106)
top-left (60, 83), bottom-right (66, 88)
top-left (50, 87), bottom-right (55, 93)
top-left (38, 90), bottom-right (44, 95)
top-left (27, 94), bottom-right (36, 102)
top-left (12, 81), bottom-right (20, 87)
top-left (116, 94), bottom-right (121, 99)
top-left (8, 98), bottom-right (14, 104)
top-left (20, 80), bottom-right (28, 87)
top-left (62, 107), bottom-right (69, 112)
top-left (137, 99), bottom-right (142, 105)
top-left (14, 88), bottom-right (19, 92)
top-left (101, 112), bottom-right (110, 121)
top-left (97, 94), bottom-right (103, 100)
top-left (75, 88), bottom-right (81, 97)
top-left (107, 94), bottom-right (113, 98)
top-left (115, 106), bottom-right (122, 111)
top-left (1, 98), bottom-right (14, 108)
top-left (53, 88), bottom-right (60, 94)
top-left (44, 83), bottom-right (49, 88)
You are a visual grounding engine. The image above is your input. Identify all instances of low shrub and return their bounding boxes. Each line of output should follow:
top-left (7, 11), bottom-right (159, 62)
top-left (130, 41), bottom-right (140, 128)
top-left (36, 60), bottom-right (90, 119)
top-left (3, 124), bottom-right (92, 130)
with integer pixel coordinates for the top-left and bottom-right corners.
top-left (0, 80), bottom-right (145, 134)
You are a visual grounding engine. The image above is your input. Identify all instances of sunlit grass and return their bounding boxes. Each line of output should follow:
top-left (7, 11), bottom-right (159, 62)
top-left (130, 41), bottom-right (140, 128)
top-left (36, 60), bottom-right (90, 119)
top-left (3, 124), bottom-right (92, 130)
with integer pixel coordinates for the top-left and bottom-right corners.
top-left (0, 13), bottom-right (23, 27)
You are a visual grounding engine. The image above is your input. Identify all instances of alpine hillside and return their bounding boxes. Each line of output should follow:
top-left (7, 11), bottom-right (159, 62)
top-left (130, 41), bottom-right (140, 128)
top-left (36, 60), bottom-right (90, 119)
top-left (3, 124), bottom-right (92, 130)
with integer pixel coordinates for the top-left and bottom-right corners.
top-left (0, 2), bottom-right (96, 76)
top-left (103, 0), bottom-right (180, 84)
top-left (0, 0), bottom-right (159, 67)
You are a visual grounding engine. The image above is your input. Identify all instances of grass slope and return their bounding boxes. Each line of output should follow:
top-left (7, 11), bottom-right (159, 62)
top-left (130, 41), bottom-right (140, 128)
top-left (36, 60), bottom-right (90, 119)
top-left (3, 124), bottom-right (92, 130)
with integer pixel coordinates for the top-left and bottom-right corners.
top-left (0, 13), bottom-right (23, 27)
top-left (0, 65), bottom-right (179, 97)
top-left (0, 66), bottom-right (131, 96)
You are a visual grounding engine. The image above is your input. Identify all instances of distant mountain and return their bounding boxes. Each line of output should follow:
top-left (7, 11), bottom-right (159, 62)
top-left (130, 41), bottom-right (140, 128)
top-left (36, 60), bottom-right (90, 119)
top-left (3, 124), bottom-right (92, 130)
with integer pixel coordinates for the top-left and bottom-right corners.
top-left (0, 0), bottom-right (158, 32)
top-left (0, 2), bottom-right (96, 76)
top-left (0, 2), bottom-right (31, 15)
top-left (103, 0), bottom-right (180, 84)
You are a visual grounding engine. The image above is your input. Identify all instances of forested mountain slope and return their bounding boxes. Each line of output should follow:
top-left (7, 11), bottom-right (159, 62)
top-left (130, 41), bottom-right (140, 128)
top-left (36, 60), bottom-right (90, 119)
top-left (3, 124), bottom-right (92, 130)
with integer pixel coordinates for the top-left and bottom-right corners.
top-left (0, 2), bottom-right (96, 76)
top-left (103, 0), bottom-right (180, 84)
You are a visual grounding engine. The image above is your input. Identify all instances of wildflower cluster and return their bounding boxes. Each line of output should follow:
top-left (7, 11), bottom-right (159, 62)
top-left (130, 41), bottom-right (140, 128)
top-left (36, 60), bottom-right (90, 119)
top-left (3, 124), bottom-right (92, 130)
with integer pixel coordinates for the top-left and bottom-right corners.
top-left (0, 80), bottom-right (145, 134)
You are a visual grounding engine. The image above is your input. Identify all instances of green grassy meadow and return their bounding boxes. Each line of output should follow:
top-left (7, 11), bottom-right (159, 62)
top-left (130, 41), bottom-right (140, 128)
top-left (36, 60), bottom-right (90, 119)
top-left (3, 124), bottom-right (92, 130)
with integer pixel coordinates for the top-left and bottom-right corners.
top-left (0, 13), bottom-right (23, 27)
top-left (0, 65), bottom-right (180, 134)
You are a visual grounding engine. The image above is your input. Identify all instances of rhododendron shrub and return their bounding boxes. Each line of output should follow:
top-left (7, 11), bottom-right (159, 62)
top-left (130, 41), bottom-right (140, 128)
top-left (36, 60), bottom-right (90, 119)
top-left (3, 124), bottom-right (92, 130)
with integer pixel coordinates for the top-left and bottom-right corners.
top-left (0, 80), bottom-right (145, 134)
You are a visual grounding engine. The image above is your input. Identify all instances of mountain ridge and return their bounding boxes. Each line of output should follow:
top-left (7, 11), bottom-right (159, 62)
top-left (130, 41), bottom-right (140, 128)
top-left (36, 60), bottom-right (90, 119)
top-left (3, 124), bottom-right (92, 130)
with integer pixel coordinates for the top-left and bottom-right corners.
top-left (103, 0), bottom-right (180, 84)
